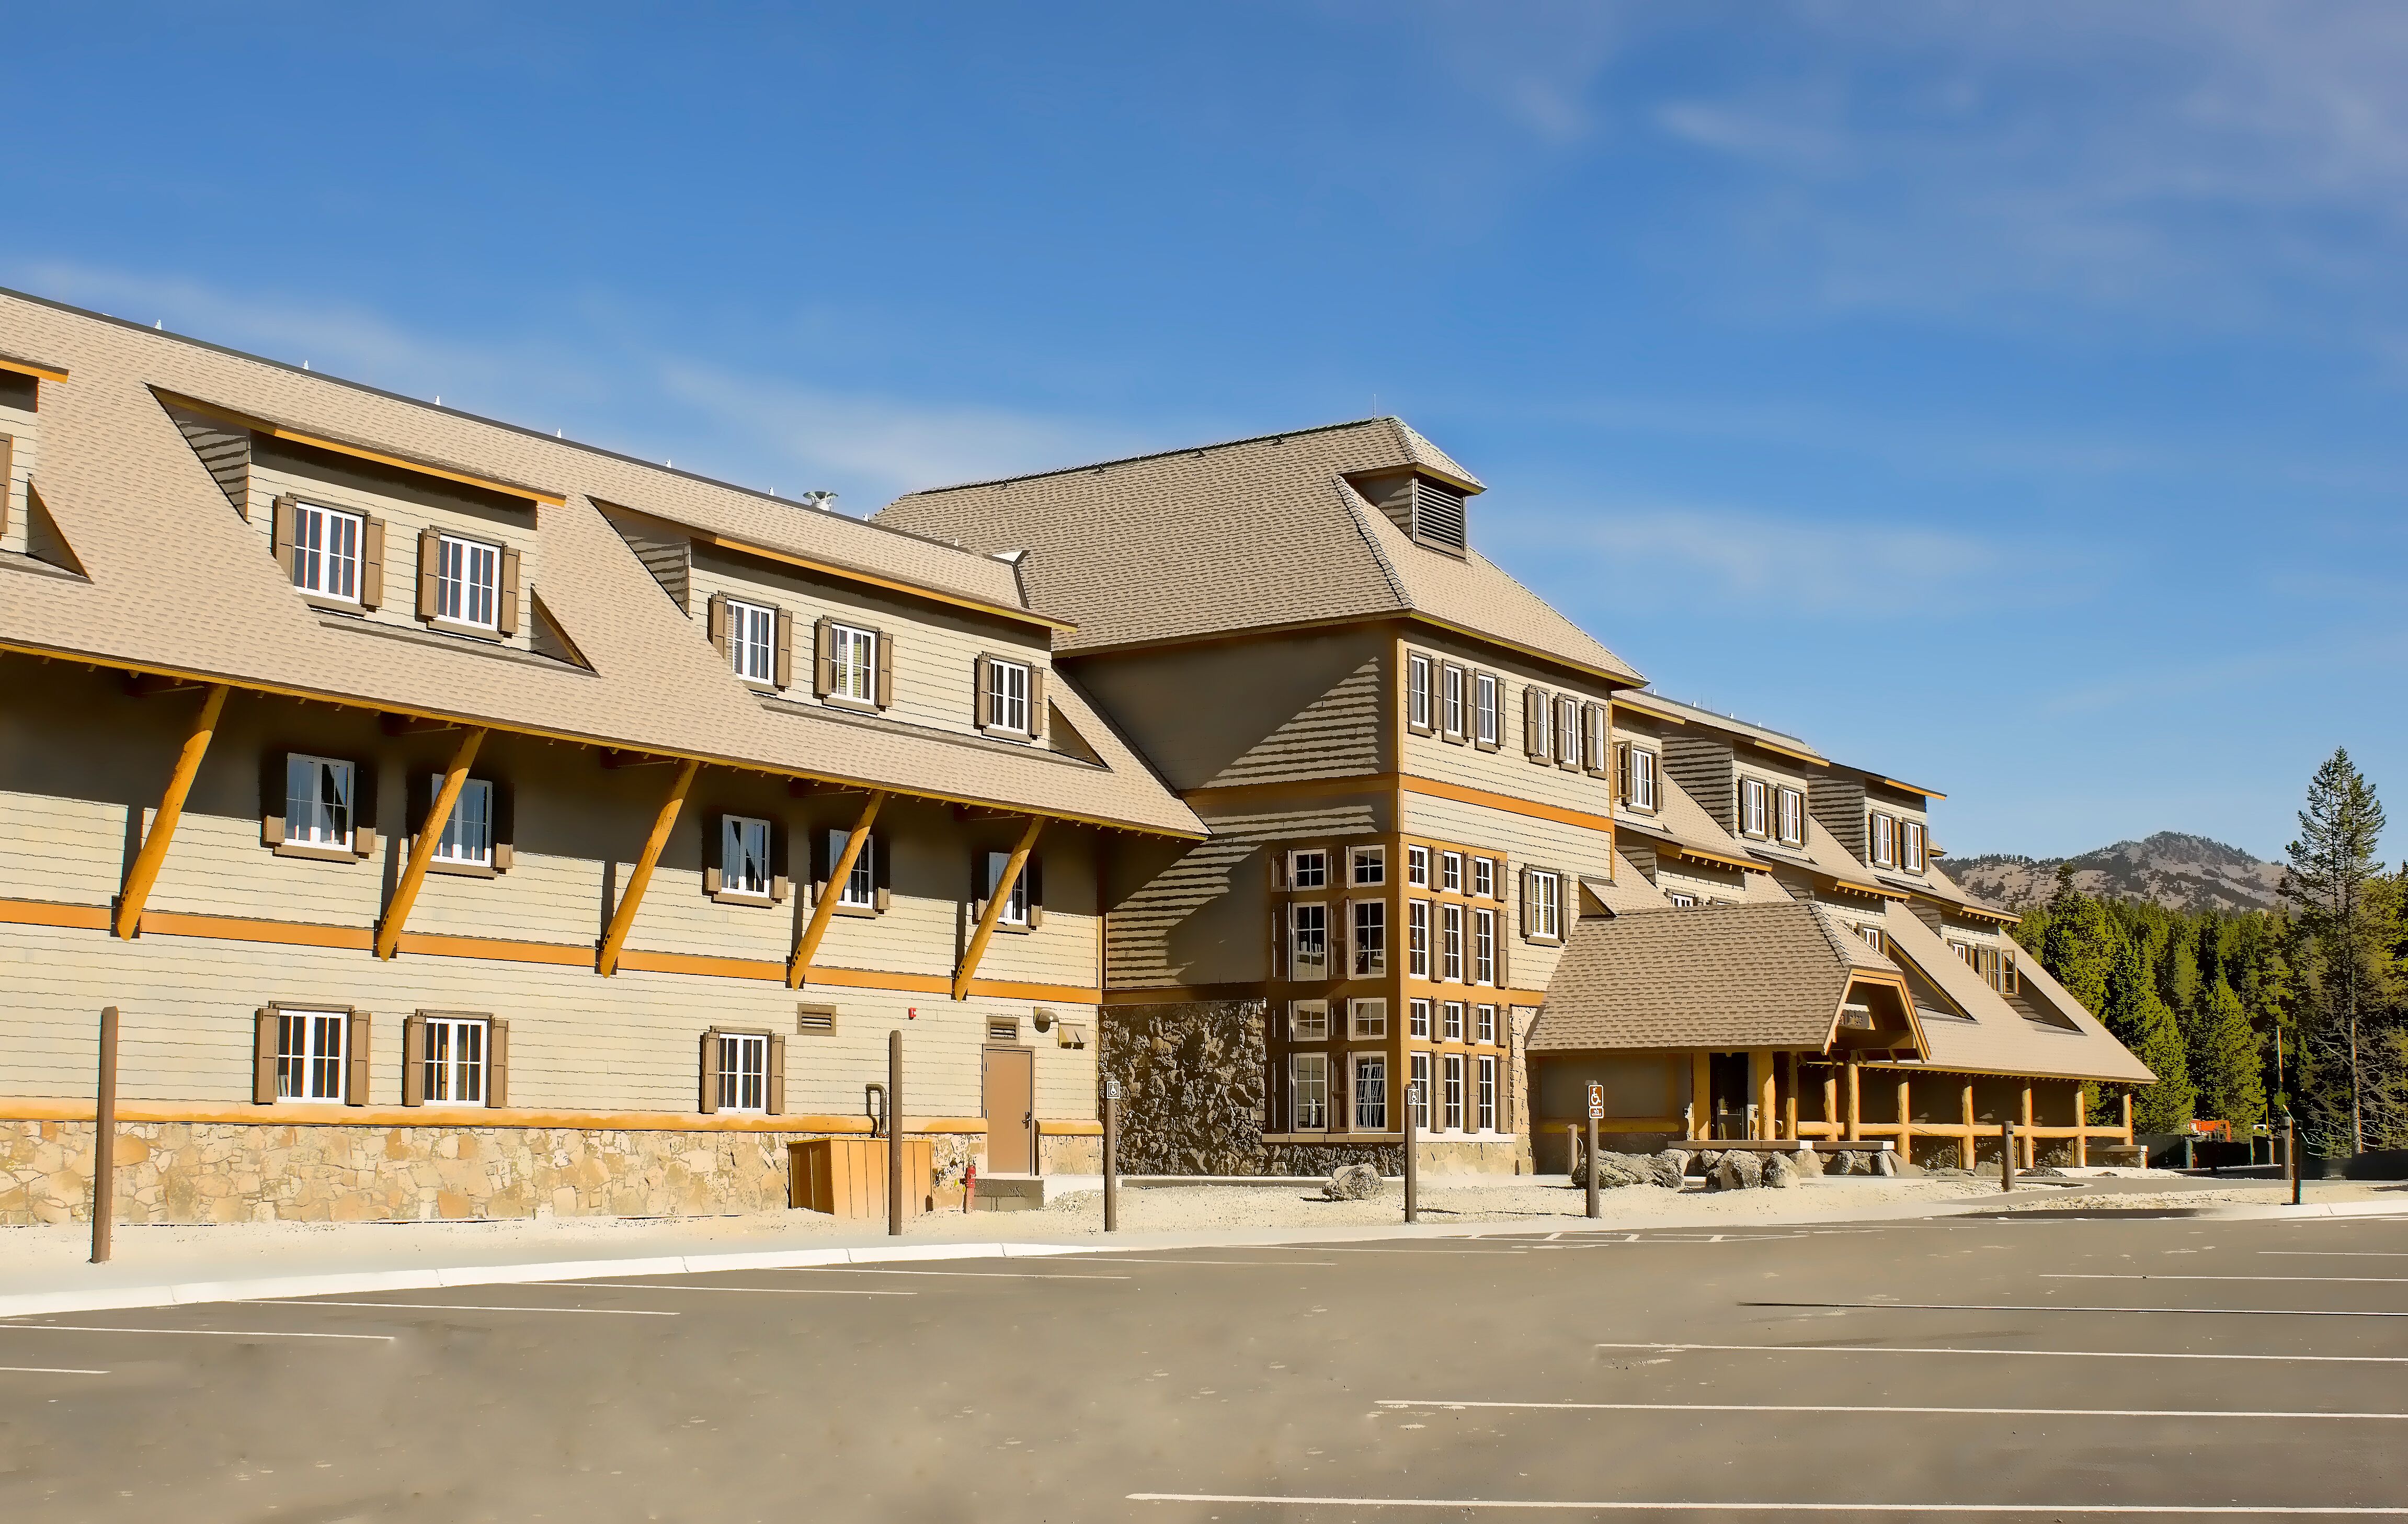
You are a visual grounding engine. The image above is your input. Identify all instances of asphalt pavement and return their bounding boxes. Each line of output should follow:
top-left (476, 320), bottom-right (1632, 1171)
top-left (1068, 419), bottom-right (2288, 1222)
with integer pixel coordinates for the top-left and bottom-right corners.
top-left (4, 1208), bottom-right (2406, 1520)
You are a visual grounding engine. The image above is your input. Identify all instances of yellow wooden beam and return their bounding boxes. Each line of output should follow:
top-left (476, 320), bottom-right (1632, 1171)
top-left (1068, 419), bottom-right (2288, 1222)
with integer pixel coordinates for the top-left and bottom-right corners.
top-left (952, 815), bottom-right (1043, 1001)
top-left (374, 726), bottom-right (487, 960)
top-left (788, 790), bottom-right (885, 988)
top-left (0, 354), bottom-right (69, 383)
top-left (598, 757), bottom-right (701, 976)
top-left (113, 684), bottom-right (229, 939)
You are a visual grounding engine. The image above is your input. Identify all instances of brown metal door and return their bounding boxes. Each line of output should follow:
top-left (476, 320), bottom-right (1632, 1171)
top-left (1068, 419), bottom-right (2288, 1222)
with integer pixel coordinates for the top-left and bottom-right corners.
top-left (983, 1047), bottom-right (1035, 1174)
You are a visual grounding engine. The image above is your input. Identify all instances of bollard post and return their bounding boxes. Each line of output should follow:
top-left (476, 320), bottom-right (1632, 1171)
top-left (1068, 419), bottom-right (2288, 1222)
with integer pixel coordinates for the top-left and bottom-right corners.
top-left (2001, 1119), bottom-right (2016, 1193)
top-left (1584, 1114), bottom-right (1600, 1220)
top-left (1102, 1077), bottom-right (1121, 1233)
top-left (887, 1028), bottom-right (905, 1237)
top-left (1402, 1081), bottom-right (1420, 1225)
top-left (92, 1007), bottom-right (119, 1265)
top-left (2287, 1116), bottom-right (2301, 1207)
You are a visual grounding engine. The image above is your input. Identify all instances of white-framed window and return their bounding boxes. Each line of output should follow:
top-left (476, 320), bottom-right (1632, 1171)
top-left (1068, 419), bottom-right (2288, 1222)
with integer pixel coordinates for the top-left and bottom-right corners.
top-left (722, 815), bottom-right (773, 899)
top-left (1443, 1000), bottom-right (1464, 1042)
top-left (2001, 949), bottom-right (2021, 995)
top-left (1476, 1003), bottom-right (1497, 1044)
top-left (1869, 812), bottom-right (1898, 868)
top-left (285, 754), bottom-right (357, 849)
top-left (1351, 899), bottom-right (1387, 976)
top-left (983, 656), bottom-right (1032, 734)
top-left (1441, 664), bottom-right (1466, 738)
top-left (1777, 786), bottom-right (1805, 847)
top-left (1473, 856), bottom-right (1495, 899)
top-left (829, 623), bottom-right (877, 703)
top-left (1441, 852), bottom-right (1463, 893)
top-left (1406, 653), bottom-right (1433, 732)
top-left (1473, 908), bottom-right (1496, 985)
top-left (1353, 1053), bottom-right (1388, 1131)
top-left (1291, 1052), bottom-right (1329, 1131)
top-left (436, 533), bottom-right (500, 628)
top-left (290, 501), bottom-right (362, 602)
top-left (1859, 924), bottom-right (1885, 954)
top-left (717, 1032), bottom-right (769, 1113)
top-left (1290, 902), bottom-right (1328, 979)
top-left (1442, 1052), bottom-right (1465, 1131)
top-left (1289, 999), bottom-right (1330, 1040)
top-left (1289, 849), bottom-right (1329, 890)
top-left (1409, 997), bottom-right (1432, 1039)
top-left (1667, 891), bottom-right (1698, 908)
top-left (1903, 819), bottom-right (1926, 873)
top-left (1351, 846), bottom-right (1386, 886)
top-left (1740, 778), bottom-right (1769, 838)
top-left (1528, 869), bottom-right (1563, 941)
top-left (1555, 695), bottom-right (1581, 767)
top-left (1584, 703), bottom-right (1610, 773)
top-left (1473, 672), bottom-right (1500, 746)
top-left (1441, 904), bottom-right (1464, 981)
top-left (1625, 746), bottom-right (1659, 811)
top-left (277, 1009), bottom-right (347, 1103)
top-left (421, 1015), bottom-right (488, 1105)
top-left (828, 829), bottom-right (878, 909)
top-left (1407, 900), bottom-right (1431, 978)
top-left (1476, 1055), bottom-right (1497, 1131)
top-left (429, 776), bottom-right (494, 867)
top-left (1410, 1051), bottom-right (1433, 1130)
top-left (1406, 846), bottom-right (1430, 887)
top-left (727, 598), bottom-right (777, 685)
top-left (1349, 998), bottom-right (1388, 1039)
top-left (983, 850), bottom-right (1031, 926)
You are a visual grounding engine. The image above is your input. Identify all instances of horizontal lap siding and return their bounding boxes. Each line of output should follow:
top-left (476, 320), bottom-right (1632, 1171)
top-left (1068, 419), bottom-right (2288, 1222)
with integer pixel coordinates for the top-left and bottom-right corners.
top-left (1400, 791), bottom-right (1611, 997)
top-left (1067, 629), bottom-right (1393, 793)
top-left (1661, 735), bottom-right (1736, 835)
top-left (1, 401), bottom-right (36, 555)
top-left (1401, 635), bottom-right (1618, 818)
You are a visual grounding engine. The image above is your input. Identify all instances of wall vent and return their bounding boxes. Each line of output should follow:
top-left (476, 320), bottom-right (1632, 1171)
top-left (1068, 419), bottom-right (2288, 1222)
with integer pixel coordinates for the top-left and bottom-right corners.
top-left (1410, 478), bottom-right (1467, 553)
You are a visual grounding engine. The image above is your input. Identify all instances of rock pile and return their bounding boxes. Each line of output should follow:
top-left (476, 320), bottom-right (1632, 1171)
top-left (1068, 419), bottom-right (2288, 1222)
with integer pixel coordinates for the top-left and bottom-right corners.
top-left (1323, 1162), bottom-right (1385, 1201)
top-left (1569, 1145), bottom-right (1690, 1190)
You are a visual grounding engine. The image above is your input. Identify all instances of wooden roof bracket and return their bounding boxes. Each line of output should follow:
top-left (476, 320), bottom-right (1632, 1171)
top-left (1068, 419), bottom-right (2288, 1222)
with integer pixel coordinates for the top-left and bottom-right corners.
top-left (952, 815), bottom-right (1043, 1000)
top-left (789, 790), bottom-right (886, 989)
top-left (112, 684), bottom-right (229, 939)
top-left (598, 758), bottom-right (701, 975)
top-left (375, 726), bottom-right (488, 960)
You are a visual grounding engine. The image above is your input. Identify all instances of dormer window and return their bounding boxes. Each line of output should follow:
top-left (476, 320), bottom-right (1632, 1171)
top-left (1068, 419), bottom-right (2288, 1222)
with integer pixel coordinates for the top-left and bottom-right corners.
top-left (1869, 811), bottom-right (1898, 868)
top-left (435, 533), bottom-right (500, 628)
top-left (1776, 786), bottom-right (1805, 847)
top-left (290, 502), bottom-right (363, 603)
top-left (1903, 819), bottom-right (1926, 873)
top-left (727, 599), bottom-right (778, 685)
top-left (1739, 778), bottom-right (1769, 838)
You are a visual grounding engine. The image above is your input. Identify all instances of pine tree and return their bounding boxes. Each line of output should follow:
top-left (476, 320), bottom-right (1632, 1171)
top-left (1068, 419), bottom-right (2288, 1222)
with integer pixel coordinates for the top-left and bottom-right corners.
top-left (2106, 934), bottom-right (2194, 1133)
top-left (2283, 748), bottom-right (2389, 1152)
top-left (2041, 867), bottom-right (2114, 1015)
top-left (2188, 979), bottom-right (2265, 1130)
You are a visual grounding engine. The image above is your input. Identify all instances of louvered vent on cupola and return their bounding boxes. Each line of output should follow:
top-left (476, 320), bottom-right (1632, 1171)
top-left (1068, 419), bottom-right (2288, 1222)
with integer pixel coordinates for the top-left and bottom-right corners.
top-left (1346, 468), bottom-right (1473, 559)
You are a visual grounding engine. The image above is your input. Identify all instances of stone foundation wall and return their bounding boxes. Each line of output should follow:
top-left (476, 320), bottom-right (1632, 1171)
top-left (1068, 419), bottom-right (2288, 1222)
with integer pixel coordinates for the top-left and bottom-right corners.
top-left (1100, 1000), bottom-right (1268, 1174)
top-left (1038, 1134), bottom-right (1102, 1175)
top-left (0, 1118), bottom-right (981, 1226)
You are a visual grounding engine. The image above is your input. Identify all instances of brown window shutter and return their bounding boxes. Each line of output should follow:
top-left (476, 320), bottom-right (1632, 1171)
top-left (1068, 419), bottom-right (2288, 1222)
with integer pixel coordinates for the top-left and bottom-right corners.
top-left (359, 516), bottom-right (386, 609)
top-left (872, 833), bottom-right (893, 912)
top-left (402, 1015), bottom-right (427, 1106)
top-left (254, 1008), bottom-right (280, 1104)
top-left (352, 761), bottom-right (380, 859)
top-left (416, 527), bottom-right (440, 620)
top-left (974, 654), bottom-right (996, 727)
top-left (346, 1010), bottom-right (371, 1106)
top-left (272, 495), bottom-right (298, 583)
top-left (491, 779), bottom-right (515, 872)
top-left (1615, 742), bottom-right (1630, 801)
top-left (706, 593), bottom-right (729, 662)
top-left (260, 750), bottom-right (288, 847)
top-left (702, 813), bottom-right (725, 895)
top-left (1025, 854), bottom-right (1044, 927)
top-left (1524, 687), bottom-right (1547, 759)
top-left (813, 616), bottom-right (836, 697)
top-left (874, 629), bottom-right (894, 708)
top-left (767, 1034), bottom-right (787, 1116)
top-left (496, 545), bottom-right (522, 635)
top-left (774, 608), bottom-right (794, 690)
top-left (1495, 911), bottom-right (1511, 991)
top-left (0, 435), bottom-right (12, 541)
top-left (1029, 665), bottom-right (1047, 738)
top-left (486, 1019), bottom-right (509, 1107)
top-left (770, 822), bottom-right (791, 903)
top-left (970, 847), bottom-right (990, 922)
top-left (1518, 867), bottom-right (1534, 939)
top-left (699, 1030), bottom-right (721, 1114)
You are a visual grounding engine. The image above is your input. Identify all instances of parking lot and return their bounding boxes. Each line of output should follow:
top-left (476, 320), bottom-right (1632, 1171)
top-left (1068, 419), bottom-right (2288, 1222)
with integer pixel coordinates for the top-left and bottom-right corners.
top-left (5, 1207), bottom-right (2406, 1520)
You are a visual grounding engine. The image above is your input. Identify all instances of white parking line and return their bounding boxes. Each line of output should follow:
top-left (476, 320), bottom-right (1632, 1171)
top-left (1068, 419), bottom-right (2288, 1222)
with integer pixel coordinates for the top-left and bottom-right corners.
top-left (1257, 1246), bottom-right (1528, 1256)
top-left (2262, 1252), bottom-right (2408, 1258)
top-left (1, 1366), bottom-right (110, 1375)
top-left (239, 1300), bottom-right (677, 1316)
top-left (1, 1324), bottom-right (395, 1341)
top-left (1377, 1398), bottom-right (2408, 1420)
top-left (567, 1283), bottom-right (918, 1296)
top-left (2050, 1274), bottom-right (2408, 1284)
top-left (1746, 1300), bottom-right (2408, 1318)
top-left (799, 1269), bottom-right (1131, 1281)
top-left (1595, 1340), bottom-right (2408, 1364)
top-left (1085, 1258), bottom-right (1341, 1268)
top-left (1129, 1493), bottom-right (2408, 1514)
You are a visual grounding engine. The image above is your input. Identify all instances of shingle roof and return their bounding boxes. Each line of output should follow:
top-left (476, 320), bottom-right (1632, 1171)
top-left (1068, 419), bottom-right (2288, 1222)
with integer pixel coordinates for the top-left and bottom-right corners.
top-left (873, 417), bottom-right (1640, 684)
top-left (0, 290), bottom-right (1201, 838)
top-left (1879, 904), bottom-right (2155, 1084)
top-left (1528, 901), bottom-right (1898, 1053)
top-left (1612, 688), bottom-right (1829, 763)
top-left (1618, 769), bottom-right (1764, 871)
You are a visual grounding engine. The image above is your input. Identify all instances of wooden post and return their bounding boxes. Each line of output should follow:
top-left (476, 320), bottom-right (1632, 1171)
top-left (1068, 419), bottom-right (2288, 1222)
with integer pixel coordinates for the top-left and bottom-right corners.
top-left (91, 1007), bottom-right (119, 1265)
top-left (2001, 1120), bottom-right (2016, 1192)
top-left (1753, 1050), bottom-right (1776, 1141)
top-left (113, 685), bottom-right (229, 939)
top-left (1584, 1109), bottom-right (1600, 1220)
top-left (2121, 1089), bottom-right (2134, 1145)
top-left (789, 790), bottom-right (886, 987)
top-left (1783, 1053), bottom-right (1799, 1144)
top-left (1821, 1067), bottom-right (1839, 1135)
top-left (1845, 1057), bottom-right (1862, 1142)
top-left (1960, 1081), bottom-right (1976, 1172)
top-left (1691, 1052), bottom-right (1712, 1141)
top-left (953, 815), bottom-right (1044, 1000)
top-left (1896, 1076), bottom-right (1913, 1167)
top-left (888, 1028), bottom-right (905, 1237)
top-left (375, 725), bottom-right (487, 959)
top-left (598, 758), bottom-right (701, 975)
top-left (2287, 1116), bottom-right (2301, 1205)
top-left (2020, 1083), bottom-right (2037, 1168)
top-left (1103, 1078), bottom-right (1120, 1233)
top-left (1403, 1080), bottom-right (1419, 1225)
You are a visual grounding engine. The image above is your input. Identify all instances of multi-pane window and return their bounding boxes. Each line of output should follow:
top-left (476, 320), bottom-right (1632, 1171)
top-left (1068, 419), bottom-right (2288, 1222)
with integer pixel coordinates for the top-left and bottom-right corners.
top-left (277, 1009), bottom-right (347, 1103)
top-left (430, 777), bottom-right (494, 867)
top-left (717, 1032), bottom-right (769, 1113)
top-left (1527, 870), bottom-right (1563, 940)
top-left (1624, 746), bottom-right (1659, 811)
top-left (1441, 852), bottom-right (1463, 893)
top-left (1291, 902), bottom-right (1328, 979)
top-left (1869, 812), bottom-right (1898, 868)
top-left (1407, 900), bottom-right (1431, 978)
top-left (1584, 704), bottom-right (1610, 773)
top-left (1289, 999), bottom-right (1330, 1040)
top-left (421, 1015), bottom-right (487, 1105)
top-left (1441, 904), bottom-right (1464, 981)
top-left (827, 829), bottom-right (878, 908)
top-left (285, 754), bottom-right (356, 849)
top-left (290, 502), bottom-right (362, 602)
top-left (1859, 925), bottom-right (1885, 954)
top-left (1441, 665), bottom-right (1466, 738)
top-left (722, 815), bottom-right (773, 899)
top-left (436, 533), bottom-right (500, 628)
top-left (983, 656), bottom-right (1032, 733)
top-left (1409, 997), bottom-right (1432, 1039)
top-left (1407, 654), bottom-right (1433, 732)
top-left (1555, 696), bottom-right (1581, 766)
top-left (1291, 1053), bottom-right (1329, 1130)
top-left (1353, 1054), bottom-right (1388, 1131)
top-left (983, 850), bottom-right (1031, 925)
top-left (1351, 846), bottom-right (1385, 886)
top-left (1407, 846), bottom-right (1430, 887)
top-left (1410, 1052), bottom-right (1433, 1130)
top-left (727, 599), bottom-right (777, 684)
top-left (1476, 1004), bottom-right (1497, 1044)
top-left (1473, 673), bottom-right (1500, 746)
top-left (1476, 1055), bottom-right (1497, 1132)
top-left (1472, 908), bottom-right (1496, 985)
top-left (1777, 786), bottom-right (1806, 846)
top-left (1473, 857), bottom-right (1495, 899)
top-left (1903, 820), bottom-right (1926, 873)
top-left (829, 623), bottom-right (877, 703)
top-left (1290, 850), bottom-right (1328, 890)
top-left (1667, 891), bottom-right (1698, 908)
top-left (1443, 1000), bottom-right (1464, 1042)
top-left (1740, 778), bottom-right (1769, 838)
top-left (1442, 1053), bottom-right (1465, 1130)
top-left (1349, 998), bottom-right (1387, 1039)
top-left (1351, 900), bottom-right (1387, 976)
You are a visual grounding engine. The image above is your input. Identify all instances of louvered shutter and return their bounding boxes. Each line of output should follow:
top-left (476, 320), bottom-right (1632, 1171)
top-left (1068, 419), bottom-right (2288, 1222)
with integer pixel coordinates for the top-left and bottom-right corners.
top-left (1615, 742), bottom-right (1630, 802)
top-left (260, 751), bottom-right (288, 847)
top-left (699, 1030), bottom-right (721, 1114)
top-left (402, 1015), bottom-right (427, 1106)
top-left (702, 814), bottom-right (725, 895)
top-left (416, 527), bottom-right (440, 620)
top-left (346, 1010), bottom-right (372, 1106)
top-left (0, 435), bottom-right (12, 540)
top-left (974, 655), bottom-right (996, 729)
top-left (770, 822), bottom-right (791, 902)
top-left (1524, 687), bottom-right (1547, 759)
top-left (351, 761), bottom-right (380, 859)
top-left (874, 630), bottom-right (894, 708)
top-left (767, 1035), bottom-right (787, 1116)
top-left (496, 546), bottom-right (522, 635)
top-left (360, 517), bottom-right (386, 608)
top-left (1519, 867), bottom-right (1534, 939)
top-left (254, 1008), bottom-right (280, 1104)
top-left (774, 609), bottom-right (794, 690)
top-left (486, 1019), bottom-right (509, 1107)
top-left (490, 778), bottom-right (515, 873)
top-left (706, 594), bottom-right (729, 663)
top-left (971, 847), bottom-right (990, 921)
top-left (1028, 665), bottom-right (1047, 738)
top-left (811, 825), bottom-right (834, 904)
top-left (1585, 703), bottom-right (1609, 774)
top-left (1025, 854), bottom-right (1044, 928)
top-left (272, 495), bottom-right (298, 583)
top-left (872, 830), bottom-right (893, 912)
top-left (813, 617), bottom-right (836, 697)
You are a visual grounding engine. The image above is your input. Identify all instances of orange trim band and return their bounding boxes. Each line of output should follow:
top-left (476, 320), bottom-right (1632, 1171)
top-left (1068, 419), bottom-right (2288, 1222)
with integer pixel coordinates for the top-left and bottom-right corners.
top-left (392, 930), bottom-right (595, 966)
top-left (0, 354), bottom-right (69, 383)
top-left (1400, 775), bottom-right (1615, 834)
top-left (141, 910), bottom-right (372, 950)
top-left (0, 899), bottom-right (110, 931)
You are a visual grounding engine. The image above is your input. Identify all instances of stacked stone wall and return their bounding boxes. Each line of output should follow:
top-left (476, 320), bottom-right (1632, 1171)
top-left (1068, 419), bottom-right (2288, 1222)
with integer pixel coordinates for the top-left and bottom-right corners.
top-left (1101, 1000), bottom-right (1267, 1174)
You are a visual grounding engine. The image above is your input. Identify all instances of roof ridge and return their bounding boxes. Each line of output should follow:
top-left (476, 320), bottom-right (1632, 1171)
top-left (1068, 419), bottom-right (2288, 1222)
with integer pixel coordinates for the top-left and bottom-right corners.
top-left (894, 415), bottom-right (1410, 499)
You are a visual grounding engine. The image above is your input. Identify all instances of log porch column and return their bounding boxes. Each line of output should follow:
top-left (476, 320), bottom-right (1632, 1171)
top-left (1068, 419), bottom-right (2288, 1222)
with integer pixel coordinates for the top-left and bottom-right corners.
top-left (1783, 1053), bottom-right (1799, 1143)
top-left (2021, 1083), bottom-right (2037, 1167)
top-left (1896, 1075), bottom-right (1913, 1166)
top-left (1752, 1049), bottom-right (1775, 1140)
top-left (1844, 1056), bottom-right (1862, 1142)
top-left (1690, 1052), bottom-right (1711, 1141)
top-left (2072, 1083), bottom-right (2089, 1166)
top-left (2121, 1089), bottom-right (2134, 1145)
top-left (1961, 1080), bottom-right (1977, 1170)
top-left (113, 684), bottom-right (230, 939)
top-left (1821, 1067), bottom-right (1839, 1136)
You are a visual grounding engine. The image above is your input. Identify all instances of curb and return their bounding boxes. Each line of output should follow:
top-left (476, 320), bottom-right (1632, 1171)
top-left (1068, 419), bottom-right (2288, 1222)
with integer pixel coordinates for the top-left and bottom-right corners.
top-left (2188, 1200), bottom-right (2408, 1222)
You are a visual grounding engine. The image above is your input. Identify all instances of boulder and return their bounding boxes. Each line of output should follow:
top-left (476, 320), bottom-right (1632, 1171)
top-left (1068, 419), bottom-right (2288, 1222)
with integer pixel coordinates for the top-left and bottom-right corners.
top-left (1790, 1147), bottom-right (1825, 1178)
top-left (1832, 1150), bottom-right (1870, 1175)
top-left (1323, 1163), bottom-right (1385, 1201)
top-left (1873, 1149), bottom-right (1898, 1177)
top-left (1570, 1148), bottom-right (1657, 1190)
top-left (1696, 1150), bottom-right (1725, 1173)
top-left (1762, 1152), bottom-right (1799, 1189)
top-left (1712, 1150), bottom-right (1765, 1191)
top-left (1647, 1150), bottom-right (1692, 1189)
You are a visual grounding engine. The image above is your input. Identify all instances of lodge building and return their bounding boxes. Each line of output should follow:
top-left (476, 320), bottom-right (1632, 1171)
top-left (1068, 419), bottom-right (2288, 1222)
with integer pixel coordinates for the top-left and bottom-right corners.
top-left (0, 290), bottom-right (2151, 1224)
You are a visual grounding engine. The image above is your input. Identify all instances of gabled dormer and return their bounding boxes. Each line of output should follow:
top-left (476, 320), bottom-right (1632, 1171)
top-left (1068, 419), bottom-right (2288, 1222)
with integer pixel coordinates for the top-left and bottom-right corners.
top-left (1343, 466), bottom-right (1476, 557)
top-left (0, 354), bottom-right (60, 563)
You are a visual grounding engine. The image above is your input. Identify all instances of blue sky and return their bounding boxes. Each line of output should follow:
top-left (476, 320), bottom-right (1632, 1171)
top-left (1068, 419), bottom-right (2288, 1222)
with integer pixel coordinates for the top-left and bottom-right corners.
top-left (10, 3), bottom-right (2405, 860)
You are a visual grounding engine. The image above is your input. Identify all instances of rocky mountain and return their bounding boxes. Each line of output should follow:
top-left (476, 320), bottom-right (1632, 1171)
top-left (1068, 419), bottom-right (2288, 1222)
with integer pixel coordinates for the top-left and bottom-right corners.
top-left (1950, 832), bottom-right (2285, 916)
